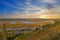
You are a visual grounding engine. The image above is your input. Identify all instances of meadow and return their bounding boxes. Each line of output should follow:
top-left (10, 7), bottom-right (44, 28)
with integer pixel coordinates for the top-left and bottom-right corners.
top-left (0, 19), bottom-right (60, 40)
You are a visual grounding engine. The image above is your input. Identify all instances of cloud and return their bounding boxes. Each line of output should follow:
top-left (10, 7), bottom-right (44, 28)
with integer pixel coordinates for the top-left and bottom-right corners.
top-left (25, 0), bottom-right (31, 5)
top-left (42, 0), bottom-right (56, 3)
top-left (36, 6), bottom-right (60, 19)
top-left (12, 5), bottom-right (42, 15)
top-left (0, 5), bottom-right (44, 18)
top-left (12, 0), bottom-right (26, 7)
top-left (49, 6), bottom-right (60, 14)
top-left (1, 4), bottom-right (60, 18)
top-left (24, 5), bottom-right (42, 15)
top-left (1, 6), bottom-right (50, 18)
top-left (38, 0), bottom-right (60, 9)
top-left (0, 0), bottom-right (60, 19)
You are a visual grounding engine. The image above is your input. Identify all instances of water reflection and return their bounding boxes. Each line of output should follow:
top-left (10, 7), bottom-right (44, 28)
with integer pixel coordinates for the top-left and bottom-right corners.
top-left (0, 27), bottom-right (37, 33)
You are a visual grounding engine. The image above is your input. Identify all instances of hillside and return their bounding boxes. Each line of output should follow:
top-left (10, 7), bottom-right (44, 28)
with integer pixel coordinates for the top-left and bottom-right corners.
top-left (24, 21), bottom-right (60, 40)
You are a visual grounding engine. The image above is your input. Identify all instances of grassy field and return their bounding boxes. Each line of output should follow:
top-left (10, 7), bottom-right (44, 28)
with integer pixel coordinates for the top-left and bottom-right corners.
top-left (0, 19), bottom-right (60, 40)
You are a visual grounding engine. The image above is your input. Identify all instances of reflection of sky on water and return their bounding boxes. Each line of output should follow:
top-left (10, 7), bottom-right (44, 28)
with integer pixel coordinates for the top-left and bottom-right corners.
top-left (0, 26), bottom-right (41, 33)
top-left (0, 27), bottom-right (36, 33)
top-left (0, 20), bottom-right (55, 24)
top-left (20, 21), bottom-right (39, 24)
top-left (0, 21), bottom-right (40, 24)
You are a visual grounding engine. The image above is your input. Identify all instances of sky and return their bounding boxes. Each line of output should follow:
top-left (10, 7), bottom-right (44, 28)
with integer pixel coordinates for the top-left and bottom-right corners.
top-left (0, 0), bottom-right (60, 18)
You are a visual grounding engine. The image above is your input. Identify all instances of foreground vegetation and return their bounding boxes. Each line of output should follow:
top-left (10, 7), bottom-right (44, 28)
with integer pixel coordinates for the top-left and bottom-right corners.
top-left (0, 20), bottom-right (60, 40)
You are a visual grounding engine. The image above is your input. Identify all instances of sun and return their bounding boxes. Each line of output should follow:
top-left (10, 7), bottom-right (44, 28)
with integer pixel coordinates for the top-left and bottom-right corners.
top-left (39, 15), bottom-right (47, 19)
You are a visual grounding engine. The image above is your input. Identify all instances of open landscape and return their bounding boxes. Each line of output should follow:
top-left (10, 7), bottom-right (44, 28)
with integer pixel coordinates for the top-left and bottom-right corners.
top-left (0, 0), bottom-right (60, 40)
top-left (0, 19), bottom-right (60, 40)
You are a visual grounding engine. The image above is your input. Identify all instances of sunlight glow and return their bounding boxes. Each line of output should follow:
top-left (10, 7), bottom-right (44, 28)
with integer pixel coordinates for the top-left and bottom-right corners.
top-left (38, 14), bottom-right (60, 19)
top-left (39, 15), bottom-right (47, 19)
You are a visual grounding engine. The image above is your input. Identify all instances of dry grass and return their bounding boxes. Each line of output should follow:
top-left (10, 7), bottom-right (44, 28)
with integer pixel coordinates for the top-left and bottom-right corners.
top-left (0, 20), bottom-right (60, 40)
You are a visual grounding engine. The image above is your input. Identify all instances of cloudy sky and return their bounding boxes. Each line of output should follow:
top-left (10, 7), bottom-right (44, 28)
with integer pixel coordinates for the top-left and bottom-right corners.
top-left (0, 0), bottom-right (60, 18)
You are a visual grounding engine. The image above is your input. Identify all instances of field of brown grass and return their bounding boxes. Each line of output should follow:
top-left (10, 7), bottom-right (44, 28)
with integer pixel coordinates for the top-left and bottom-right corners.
top-left (0, 19), bottom-right (60, 40)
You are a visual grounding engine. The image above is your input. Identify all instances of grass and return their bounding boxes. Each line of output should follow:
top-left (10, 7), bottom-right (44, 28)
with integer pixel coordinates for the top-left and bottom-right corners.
top-left (0, 20), bottom-right (60, 40)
